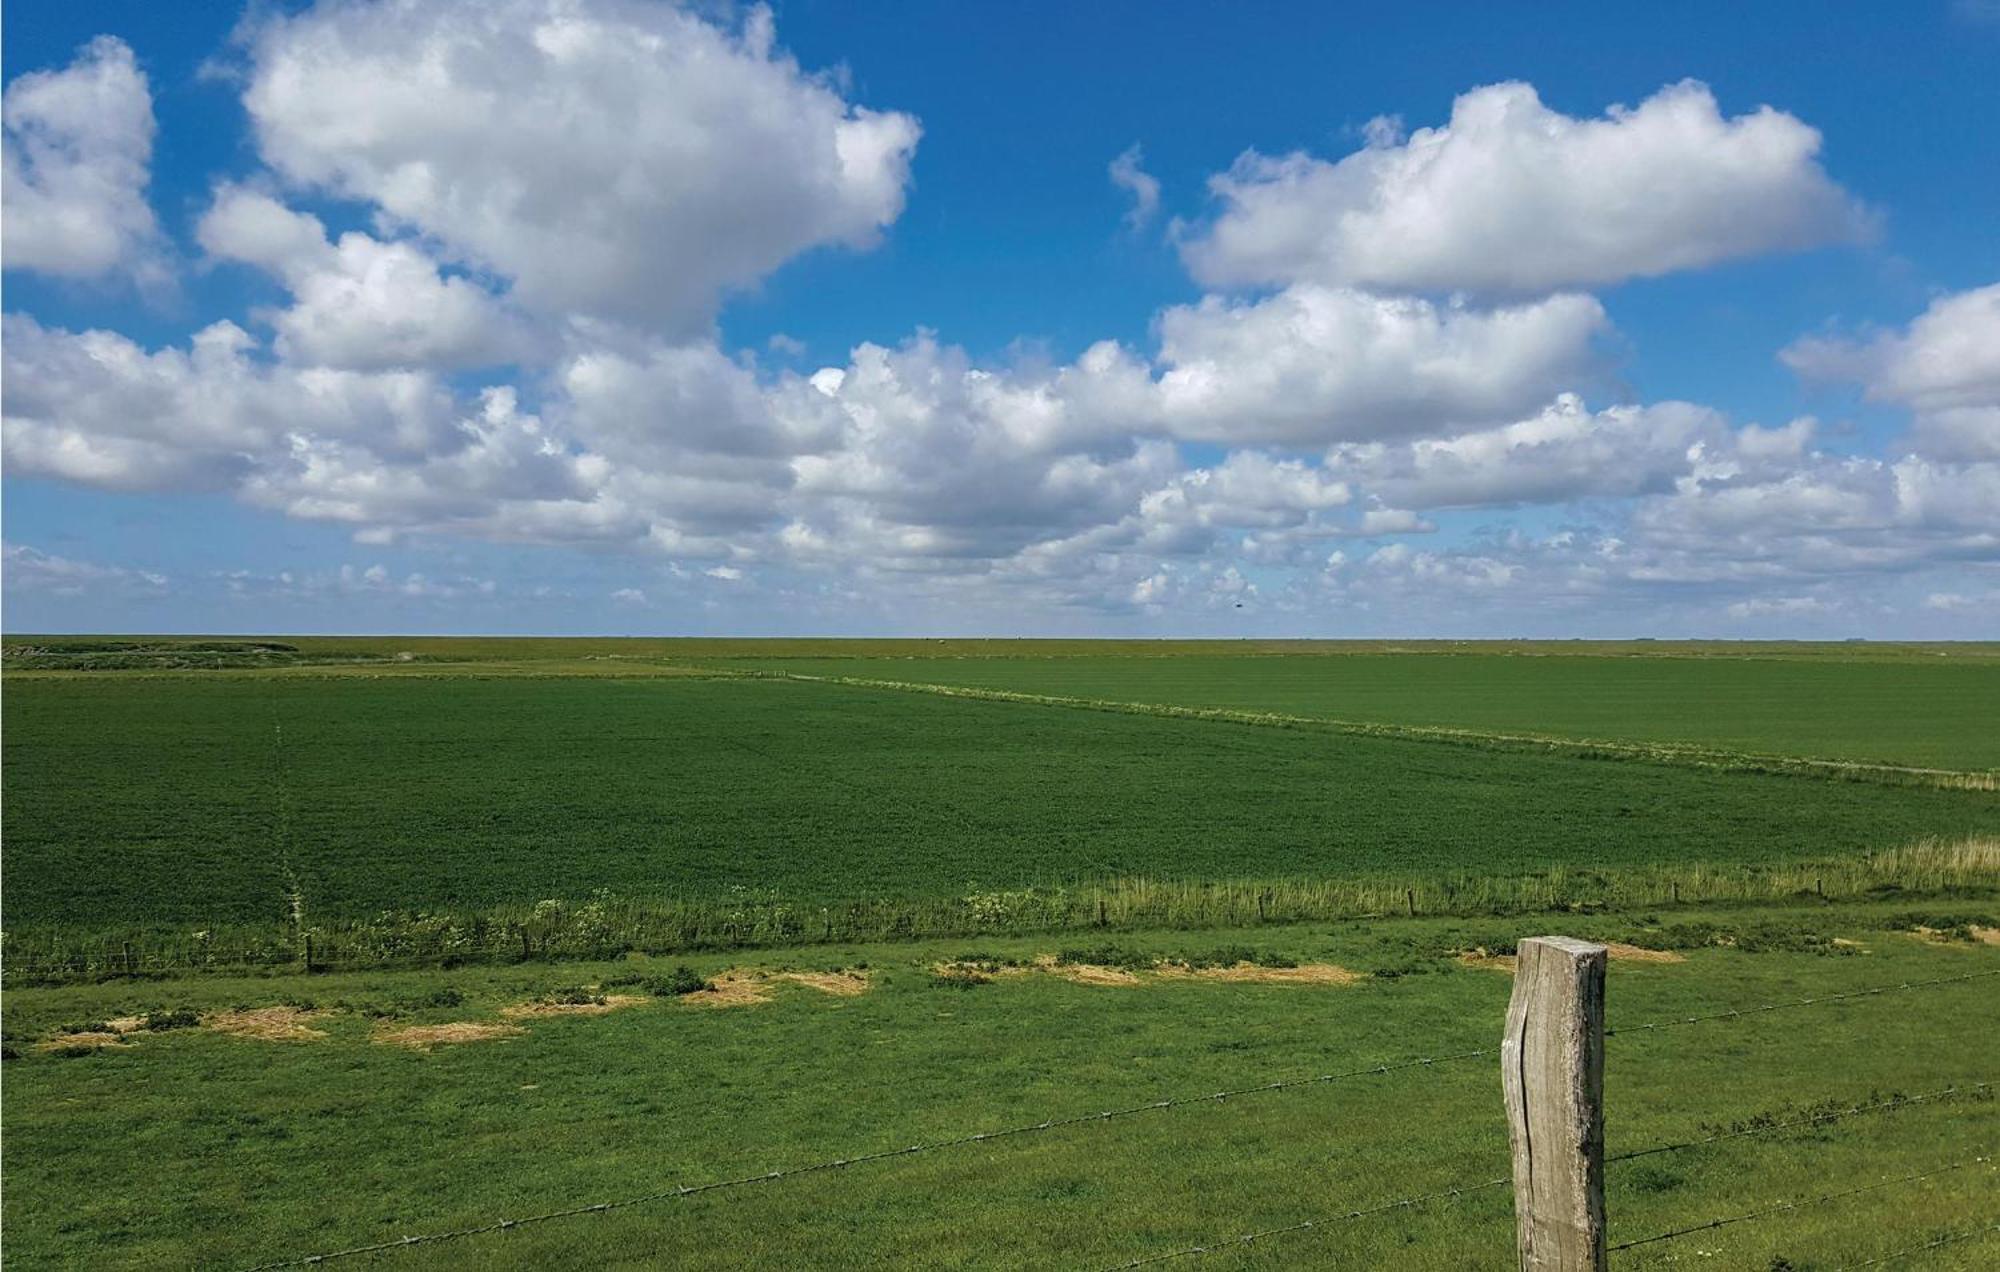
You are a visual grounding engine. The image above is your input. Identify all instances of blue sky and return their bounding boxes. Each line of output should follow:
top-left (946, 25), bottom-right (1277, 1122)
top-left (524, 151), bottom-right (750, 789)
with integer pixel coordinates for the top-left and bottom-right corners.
top-left (4, 0), bottom-right (1998, 636)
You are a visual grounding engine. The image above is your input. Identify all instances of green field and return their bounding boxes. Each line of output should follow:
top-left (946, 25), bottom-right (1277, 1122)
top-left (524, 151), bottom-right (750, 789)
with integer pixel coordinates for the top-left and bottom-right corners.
top-left (4, 638), bottom-right (1997, 1268)
top-left (3, 903), bottom-right (1996, 1269)
top-left (6, 670), bottom-right (1999, 960)
top-left (693, 650), bottom-right (2000, 771)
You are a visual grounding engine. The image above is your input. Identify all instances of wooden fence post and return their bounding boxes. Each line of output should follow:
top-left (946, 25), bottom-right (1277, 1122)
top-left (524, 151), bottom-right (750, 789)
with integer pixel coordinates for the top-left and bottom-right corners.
top-left (1501, 936), bottom-right (1608, 1271)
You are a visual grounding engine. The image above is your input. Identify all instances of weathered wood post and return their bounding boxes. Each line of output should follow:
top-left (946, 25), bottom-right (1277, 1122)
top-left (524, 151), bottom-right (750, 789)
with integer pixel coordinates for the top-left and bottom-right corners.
top-left (1501, 936), bottom-right (1608, 1271)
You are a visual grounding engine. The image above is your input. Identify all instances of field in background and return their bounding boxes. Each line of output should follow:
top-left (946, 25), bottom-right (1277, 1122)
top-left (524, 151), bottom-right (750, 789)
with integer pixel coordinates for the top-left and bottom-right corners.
top-left (5, 659), bottom-right (1998, 970)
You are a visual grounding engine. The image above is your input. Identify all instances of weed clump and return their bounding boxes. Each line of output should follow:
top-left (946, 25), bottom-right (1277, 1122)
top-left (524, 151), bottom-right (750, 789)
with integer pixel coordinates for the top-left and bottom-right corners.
top-left (1055, 944), bottom-right (1152, 970)
top-left (143, 1008), bottom-right (202, 1031)
top-left (646, 966), bottom-right (713, 997)
top-left (544, 986), bottom-right (608, 1007)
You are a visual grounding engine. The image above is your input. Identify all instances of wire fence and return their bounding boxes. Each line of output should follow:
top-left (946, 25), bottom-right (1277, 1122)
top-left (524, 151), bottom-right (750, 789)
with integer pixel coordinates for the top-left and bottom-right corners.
top-left (1834, 1219), bottom-right (2000, 1269)
top-left (237, 963), bottom-right (1999, 1270)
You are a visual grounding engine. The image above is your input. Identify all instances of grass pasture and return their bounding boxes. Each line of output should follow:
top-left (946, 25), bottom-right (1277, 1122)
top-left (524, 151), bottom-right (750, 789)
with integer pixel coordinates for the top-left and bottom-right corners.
top-left (2, 902), bottom-right (1996, 1269)
top-left (3, 637), bottom-right (1998, 1267)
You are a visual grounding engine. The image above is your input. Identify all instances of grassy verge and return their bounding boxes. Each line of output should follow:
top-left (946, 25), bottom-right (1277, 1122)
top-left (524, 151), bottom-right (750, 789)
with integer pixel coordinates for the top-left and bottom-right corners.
top-left (8, 837), bottom-right (1996, 983)
top-left (3, 899), bottom-right (1995, 1269)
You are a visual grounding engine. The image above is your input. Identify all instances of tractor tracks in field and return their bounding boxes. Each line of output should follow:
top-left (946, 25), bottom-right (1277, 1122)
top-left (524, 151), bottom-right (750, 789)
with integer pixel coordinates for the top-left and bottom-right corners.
top-left (769, 672), bottom-right (1999, 794)
top-left (266, 693), bottom-right (308, 942)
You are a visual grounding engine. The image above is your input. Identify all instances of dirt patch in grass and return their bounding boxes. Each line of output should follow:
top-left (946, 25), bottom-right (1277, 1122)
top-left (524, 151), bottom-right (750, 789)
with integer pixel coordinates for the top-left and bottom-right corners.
top-left (206, 1006), bottom-right (329, 1042)
top-left (501, 994), bottom-right (648, 1020)
top-left (680, 971), bottom-right (779, 1008)
top-left (774, 970), bottom-right (871, 996)
top-left (373, 1021), bottom-right (525, 1050)
top-left (1461, 942), bottom-right (1683, 973)
top-left (1602, 942), bottom-right (1686, 965)
top-left (35, 1031), bottom-right (129, 1053)
top-left (677, 968), bottom-right (873, 1008)
top-left (103, 1016), bottom-right (147, 1034)
top-left (1971, 927), bottom-right (2000, 946)
top-left (1029, 953), bottom-right (1140, 986)
top-left (1157, 961), bottom-right (1361, 986)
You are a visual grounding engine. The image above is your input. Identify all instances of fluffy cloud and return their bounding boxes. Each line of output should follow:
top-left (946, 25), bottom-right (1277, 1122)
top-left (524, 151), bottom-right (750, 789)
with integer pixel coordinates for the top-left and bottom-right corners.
top-left (1152, 286), bottom-right (1607, 443)
top-left (1319, 396), bottom-right (1788, 510)
top-left (238, 0), bottom-right (919, 331)
top-left (199, 186), bottom-right (530, 371)
top-left (2, 36), bottom-right (165, 284)
top-left (1182, 80), bottom-right (1869, 297)
top-left (1783, 283), bottom-right (2000, 461)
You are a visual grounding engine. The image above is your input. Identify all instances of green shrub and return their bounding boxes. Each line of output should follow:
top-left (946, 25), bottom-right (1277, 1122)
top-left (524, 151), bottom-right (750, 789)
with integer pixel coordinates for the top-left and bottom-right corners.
top-left (647, 966), bottom-right (712, 997)
top-left (545, 986), bottom-right (607, 1006)
top-left (143, 1008), bottom-right (201, 1031)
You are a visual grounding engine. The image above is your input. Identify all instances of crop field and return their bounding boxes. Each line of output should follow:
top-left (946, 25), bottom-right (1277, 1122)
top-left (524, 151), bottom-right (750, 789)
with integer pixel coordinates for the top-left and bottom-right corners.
top-left (4, 638), bottom-right (1998, 1268)
top-left (6, 665), bottom-right (2000, 964)
top-left (690, 648), bottom-right (2000, 771)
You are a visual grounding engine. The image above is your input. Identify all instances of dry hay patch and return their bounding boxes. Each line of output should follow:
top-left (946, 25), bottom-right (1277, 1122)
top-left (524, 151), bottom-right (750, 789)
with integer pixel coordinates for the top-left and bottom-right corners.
top-left (1460, 942), bottom-right (1682, 974)
top-left (774, 970), bottom-right (871, 996)
top-left (1028, 953), bottom-right (1141, 986)
top-left (373, 1021), bottom-right (525, 1050)
top-left (1158, 961), bottom-right (1361, 986)
top-left (206, 1006), bottom-right (329, 1042)
top-left (103, 1016), bottom-right (148, 1034)
top-left (501, 994), bottom-right (648, 1020)
top-left (36, 1031), bottom-right (129, 1053)
top-left (680, 968), bottom-right (873, 1008)
top-left (679, 971), bottom-right (778, 1009)
top-left (1973, 926), bottom-right (2000, 946)
top-left (1602, 942), bottom-right (1685, 965)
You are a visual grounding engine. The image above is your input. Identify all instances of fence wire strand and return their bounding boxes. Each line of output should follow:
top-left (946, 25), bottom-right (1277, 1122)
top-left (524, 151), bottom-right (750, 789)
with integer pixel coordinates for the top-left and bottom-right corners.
top-left (1607, 1083), bottom-right (1989, 1165)
top-left (1101, 1174), bottom-right (1511, 1269)
top-left (1101, 1080), bottom-right (1988, 1267)
top-left (1605, 968), bottom-right (2000, 1038)
top-left (1608, 1157), bottom-right (1991, 1253)
top-left (240, 1047), bottom-right (1490, 1269)
top-left (1835, 1219), bottom-right (2000, 1269)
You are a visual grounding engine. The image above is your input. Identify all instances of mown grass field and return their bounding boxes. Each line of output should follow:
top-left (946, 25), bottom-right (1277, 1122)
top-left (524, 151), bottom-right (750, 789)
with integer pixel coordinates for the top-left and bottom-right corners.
top-left (3, 902), bottom-right (1995, 1269)
top-left (4, 638), bottom-right (1997, 1268)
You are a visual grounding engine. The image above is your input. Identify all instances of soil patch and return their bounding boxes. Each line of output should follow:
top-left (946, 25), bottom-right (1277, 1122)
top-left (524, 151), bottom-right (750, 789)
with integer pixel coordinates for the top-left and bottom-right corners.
top-left (373, 1021), bottom-right (525, 1050)
top-left (206, 1006), bottom-right (328, 1042)
top-left (501, 994), bottom-right (648, 1020)
top-left (775, 970), bottom-right (871, 996)
top-left (1158, 961), bottom-right (1361, 985)
top-left (680, 971), bottom-right (779, 1008)
top-left (36, 1032), bottom-right (129, 1053)
top-left (1461, 942), bottom-right (1683, 973)
top-left (1602, 942), bottom-right (1686, 965)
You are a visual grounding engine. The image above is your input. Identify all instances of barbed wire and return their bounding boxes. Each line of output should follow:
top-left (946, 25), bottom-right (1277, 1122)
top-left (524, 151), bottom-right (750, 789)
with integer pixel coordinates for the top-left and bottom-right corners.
top-left (224, 966), bottom-right (2000, 1266)
top-left (239, 1046), bottom-right (1489, 1269)
top-left (1834, 1219), bottom-right (2000, 1269)
top-left (1608, 1083), bottom-right (1989, 1165)
top-left (1101, 1173), bottom-right (1510, 1269)
top-left (1099, 1080), bottom-right (1987, 1267)
top-left (1608, 1157), bottom-right (1990, 1253)
top-left (1606, 967), bottom-right (2000, 1038)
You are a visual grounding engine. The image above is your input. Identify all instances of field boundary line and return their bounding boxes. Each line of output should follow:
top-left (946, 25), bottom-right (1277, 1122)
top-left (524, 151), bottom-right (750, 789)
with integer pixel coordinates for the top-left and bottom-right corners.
top-left (775, 671), bottom-right (1999, 791)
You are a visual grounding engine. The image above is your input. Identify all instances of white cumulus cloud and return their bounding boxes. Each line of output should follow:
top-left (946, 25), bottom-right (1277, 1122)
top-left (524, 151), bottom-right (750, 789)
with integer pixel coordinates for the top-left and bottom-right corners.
top-left (2, 35), bottom-right (166, 285)
top-left (238, 0), bottom-right (920, 332)
top-left (1182, 79), bottom-right (1870, 297)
